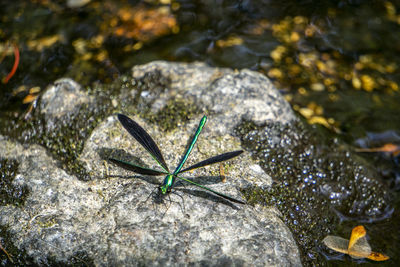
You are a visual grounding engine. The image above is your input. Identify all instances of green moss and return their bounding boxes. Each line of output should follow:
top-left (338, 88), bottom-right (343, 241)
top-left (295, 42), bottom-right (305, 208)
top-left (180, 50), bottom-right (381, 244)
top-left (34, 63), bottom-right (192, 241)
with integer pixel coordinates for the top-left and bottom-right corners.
top-left (144, 98), bottom-right (201, 132)
top-left (37, 218), bottom-right (57, 229)
top-left (0, 225), bottom-right (35, 265)
top-left (0, 158), bottom-right (29, 206)
top-left (0, 76), bottom-right (126, 181)
top-left (27, 104), bottom-right (113, 181)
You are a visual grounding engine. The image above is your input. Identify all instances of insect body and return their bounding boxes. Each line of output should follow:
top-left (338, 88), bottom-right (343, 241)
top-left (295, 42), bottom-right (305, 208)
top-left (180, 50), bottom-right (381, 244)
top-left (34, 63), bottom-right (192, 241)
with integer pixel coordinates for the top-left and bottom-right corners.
top-left (109, 114), bottom-right (245, 204)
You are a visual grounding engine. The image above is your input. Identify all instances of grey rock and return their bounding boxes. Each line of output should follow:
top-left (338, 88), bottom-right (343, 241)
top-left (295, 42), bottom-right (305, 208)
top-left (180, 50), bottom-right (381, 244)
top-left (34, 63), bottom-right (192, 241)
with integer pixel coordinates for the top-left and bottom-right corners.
top-left (40, 78), bottom-right (91, 124)
top-left (132, 61), bottom-right (295, 134)
top-left (0, 62), bottom-right (301, 266)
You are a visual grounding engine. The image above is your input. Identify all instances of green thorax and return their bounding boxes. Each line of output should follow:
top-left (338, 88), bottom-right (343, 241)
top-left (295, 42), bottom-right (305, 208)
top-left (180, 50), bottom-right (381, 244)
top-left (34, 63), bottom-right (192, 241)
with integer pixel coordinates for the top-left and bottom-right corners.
top-left (160, 174), bottom-right (175, 194)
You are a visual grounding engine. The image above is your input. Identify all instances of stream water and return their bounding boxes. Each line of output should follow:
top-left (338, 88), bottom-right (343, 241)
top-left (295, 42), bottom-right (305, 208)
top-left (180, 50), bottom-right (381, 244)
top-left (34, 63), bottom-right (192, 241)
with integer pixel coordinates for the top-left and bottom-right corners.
top-left (1, 0), bottom-right (399, 266)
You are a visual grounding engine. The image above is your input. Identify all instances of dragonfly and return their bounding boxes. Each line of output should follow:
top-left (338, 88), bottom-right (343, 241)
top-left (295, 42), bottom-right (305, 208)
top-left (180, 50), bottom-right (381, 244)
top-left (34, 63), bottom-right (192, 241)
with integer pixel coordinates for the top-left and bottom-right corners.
top-left (109, 114), bottom-right (245, 204)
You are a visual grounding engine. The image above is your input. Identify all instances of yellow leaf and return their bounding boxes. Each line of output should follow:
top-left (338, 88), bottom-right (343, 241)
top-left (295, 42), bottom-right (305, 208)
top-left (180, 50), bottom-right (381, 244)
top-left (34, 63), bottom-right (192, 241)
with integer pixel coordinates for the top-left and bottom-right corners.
top-left (22, 94), bottom-right (38, 104)
top-left (367, 251), bottom-right (390, 261)
top-left (361, 75), bottom-right (375, 91)
top-left (348, 225), bottom-right (366, 251)
top-left (322, 225), bottom-right (389, 262)
top-left (308, 116), bottom-right (331, 128)
top-left (267, 68), bottom-right (283, 79)
top-left (216, 36), bottom-right (243, 48)
top-left (355, 143), bottom-right (400, 157)
top-left (29, 86), bottom-right (41, 94)
top-left (348, 235), bottom-right (371, 259)
top-left (323, 235), bottom-right (349, 254)
top-left (352, 77), bottom-right (362, 89)
top-left (298, 107), bottom-right (313, 119)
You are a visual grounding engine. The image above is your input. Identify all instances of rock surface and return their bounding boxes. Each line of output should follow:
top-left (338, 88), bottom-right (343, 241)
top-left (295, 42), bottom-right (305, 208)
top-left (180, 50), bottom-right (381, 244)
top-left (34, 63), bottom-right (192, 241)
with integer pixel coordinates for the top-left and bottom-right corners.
top-left (0, 62), bottom-right (301, 266)
top-left (40, 78), bottom-right (91, 120)
top-left (131, 61), bottom-right (295, 132)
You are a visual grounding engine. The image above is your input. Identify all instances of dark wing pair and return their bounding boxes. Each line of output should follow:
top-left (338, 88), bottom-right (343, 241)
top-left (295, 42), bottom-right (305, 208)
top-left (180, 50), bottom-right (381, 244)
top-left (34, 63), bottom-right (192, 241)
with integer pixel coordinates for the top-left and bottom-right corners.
top-left (109, 114), bottom-right (245, 204)
top-left (109, 114), bottom-right (243, 176)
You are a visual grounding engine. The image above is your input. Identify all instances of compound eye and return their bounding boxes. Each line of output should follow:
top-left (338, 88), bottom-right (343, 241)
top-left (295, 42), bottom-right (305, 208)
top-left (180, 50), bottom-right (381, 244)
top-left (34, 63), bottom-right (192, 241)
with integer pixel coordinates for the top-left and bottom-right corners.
top-left (160, 186), bottom-right (167, 194)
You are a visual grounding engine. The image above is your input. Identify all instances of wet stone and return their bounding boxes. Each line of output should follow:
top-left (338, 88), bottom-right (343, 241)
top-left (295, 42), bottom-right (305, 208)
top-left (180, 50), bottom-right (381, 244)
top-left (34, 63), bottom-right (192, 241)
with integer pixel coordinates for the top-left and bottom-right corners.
top-left (0, 62), bottom-right (302, 266)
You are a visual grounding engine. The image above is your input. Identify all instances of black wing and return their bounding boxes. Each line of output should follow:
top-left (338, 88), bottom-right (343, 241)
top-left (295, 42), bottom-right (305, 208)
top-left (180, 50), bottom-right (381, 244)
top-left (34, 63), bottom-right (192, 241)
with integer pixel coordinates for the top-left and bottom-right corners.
top-left (109, 158), bottom-right (167, 176)
top-left (177, 175), bottom-right (246, 204)
top-left (117, 114), bottom-right (169, 173)
top-left (180, 150), bottom-right (243, 173)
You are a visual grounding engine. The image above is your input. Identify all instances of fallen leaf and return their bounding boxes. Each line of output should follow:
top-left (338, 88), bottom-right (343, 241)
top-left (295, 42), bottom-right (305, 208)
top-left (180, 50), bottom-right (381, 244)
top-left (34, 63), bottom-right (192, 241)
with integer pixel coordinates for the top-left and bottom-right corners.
top-left (348, 235), bottom-right (371, 259)
top-left (322, 225), bottom-right (389, 262)
top-left (355, 143), bottom-right (400, 157)
top-left (216, 36), bottom-right (243, 48)
top-left (111, 5), bottom-right (177, 42)
top-left (323, 235), bottom-right (349, 254)
top-left (22, 94), bottom-right (39, 104)
top-left (348, 225), bottom-right (366, 251)
top-left (367, 251), bottom-right (390, 261)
